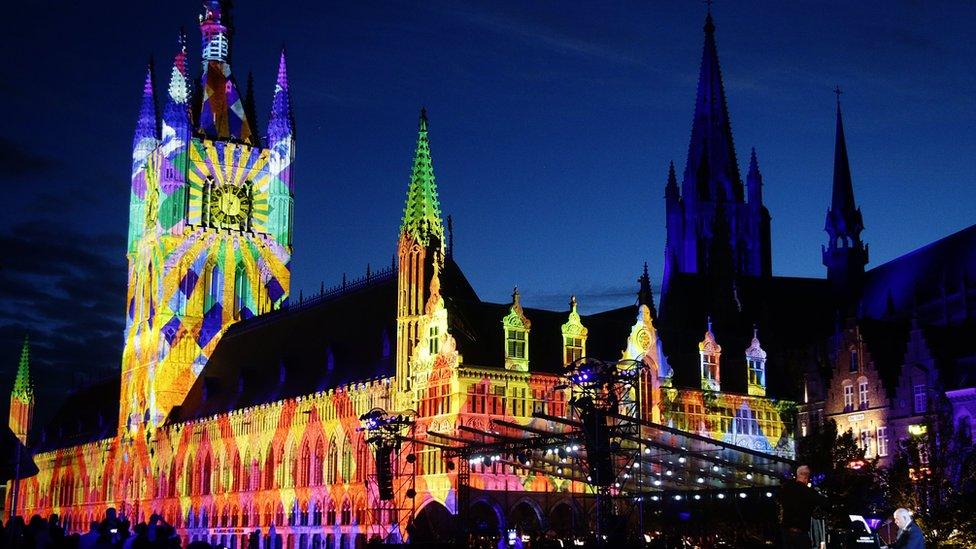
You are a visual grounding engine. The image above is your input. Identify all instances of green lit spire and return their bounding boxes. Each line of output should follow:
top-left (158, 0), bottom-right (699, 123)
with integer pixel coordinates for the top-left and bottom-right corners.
top-left (400, 108), bottom-right (444, 246)
top-left (12, 335), bottom-right (32, 400)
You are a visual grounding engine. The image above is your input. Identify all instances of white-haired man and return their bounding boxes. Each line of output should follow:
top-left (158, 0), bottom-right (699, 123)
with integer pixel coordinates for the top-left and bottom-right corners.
top-left (889, 508), bottom-right (924, 548)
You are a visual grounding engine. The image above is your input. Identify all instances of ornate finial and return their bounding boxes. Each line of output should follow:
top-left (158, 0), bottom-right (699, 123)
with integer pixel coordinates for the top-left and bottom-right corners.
top-left (706, 315), bottom-right (713, 333)
top-left (512, 286), bottom-right (520, 303)
top-left (753, 324), bottom-right (758, 339)
top-left (419, 107), bottom-right (429, 131)
top-left (570, 295), bottom-right (578, 311)
top-left (833, 85), bottom-right (843, 106)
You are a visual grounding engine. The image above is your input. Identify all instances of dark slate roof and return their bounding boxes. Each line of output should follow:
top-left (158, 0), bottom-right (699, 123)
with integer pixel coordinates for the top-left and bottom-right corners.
top-left (169, 271), bottom-right (399, 423)
top-left (34, 377), bottom-right (119, 451)
top-left (862, 224), bottom-right (976, 323)
top-left (658, 274), bottom-right (835, 399)
top-left (447, 298), bottom-right (635, 375)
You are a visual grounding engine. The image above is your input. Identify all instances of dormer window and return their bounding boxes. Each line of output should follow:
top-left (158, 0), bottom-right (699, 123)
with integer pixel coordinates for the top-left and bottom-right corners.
top-left (561, 296), bottom-right (588, 365)
top-left (506, 330), bottom-right (526, 359)
top-left (502, 287), bottom-right (531, 372)
top-left (698, 318), bottom-right (721, 392)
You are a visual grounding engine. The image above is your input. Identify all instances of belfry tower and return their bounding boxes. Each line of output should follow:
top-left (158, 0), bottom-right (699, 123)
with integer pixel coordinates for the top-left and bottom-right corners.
top-left (822, 91), bottom-right (868, 300)
top-left (396, 109), bottom-right (445, 394)
top-left (120, 0), bottom-right (295, 434)
top-left (663, 11), bottom-right (771, 294)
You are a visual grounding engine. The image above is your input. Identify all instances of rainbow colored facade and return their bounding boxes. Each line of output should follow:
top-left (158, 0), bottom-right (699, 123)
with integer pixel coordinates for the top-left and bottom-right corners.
top-left (8, 3), bottom-right (796, 546)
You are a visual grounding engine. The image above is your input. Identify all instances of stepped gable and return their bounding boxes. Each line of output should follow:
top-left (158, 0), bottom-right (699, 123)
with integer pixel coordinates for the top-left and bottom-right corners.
top-left (658, 274), bottom-right (833, 398)
top-left (34, 378), bottom-right (119, 451)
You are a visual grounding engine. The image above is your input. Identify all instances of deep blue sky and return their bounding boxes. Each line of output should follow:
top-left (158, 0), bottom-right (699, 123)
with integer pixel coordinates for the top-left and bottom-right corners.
top-left (2, 1), bottom-right (975, 412)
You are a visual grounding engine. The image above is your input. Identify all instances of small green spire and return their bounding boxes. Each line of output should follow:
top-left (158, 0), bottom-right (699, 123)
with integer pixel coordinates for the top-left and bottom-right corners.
top-left (12, 335), bottom-right (32, 400)
top-left (400, 108), bottom-right (444, 246)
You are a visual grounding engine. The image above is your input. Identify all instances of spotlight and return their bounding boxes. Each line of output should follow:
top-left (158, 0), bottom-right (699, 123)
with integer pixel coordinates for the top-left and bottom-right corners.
top-left (674, 495), bottom-right (682, 501)
top-left (651, 496), bottom-right (660, 502)
top-left (765, 492), bottom-right (773, 498)
top-left (406, 453), bottom-right (416, 464)
top-left (653, 480), bottom-right (662, 487)
top-left (739, 492), bottom-right (747, 499)
top-left (745, 473), bottom-right (753, 480)
top-left (678, 456), bottom-right (687, 464)
top-left (696, 477), bottom-right (704, 484)
top-left (717, 493), bottom-right (725, 500)
top-left (406, 488), bottom-right (416, 498)
top-left (712, 465), bottom-right (720, 472)
top-left (693, 494), bottom-right (701, 500)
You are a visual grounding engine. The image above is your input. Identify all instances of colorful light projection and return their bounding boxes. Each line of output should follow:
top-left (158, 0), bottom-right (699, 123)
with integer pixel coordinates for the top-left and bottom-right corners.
top-left (119, 3), bottom-right (294, 435)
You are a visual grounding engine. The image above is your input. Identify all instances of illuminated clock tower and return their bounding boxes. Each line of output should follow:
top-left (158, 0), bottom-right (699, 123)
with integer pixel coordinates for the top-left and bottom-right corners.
top-left (121, 0), bottom-right (295, 434)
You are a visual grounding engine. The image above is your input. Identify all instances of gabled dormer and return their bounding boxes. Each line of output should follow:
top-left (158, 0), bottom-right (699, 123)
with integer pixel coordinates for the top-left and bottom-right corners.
top-left (502, 287), bottom-right (531, 372)
top-left (699, 318), bottom-right (721, 392)
top-left (561, 296), bottom-right (588, 365)
top-left (745, 327), bottom-right (767, 397)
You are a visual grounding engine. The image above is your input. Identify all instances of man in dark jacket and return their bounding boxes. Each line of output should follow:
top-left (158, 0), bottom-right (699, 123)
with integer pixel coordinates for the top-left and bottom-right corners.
top-left (777, 465), bottom-right (827, 548)
top-left (889, 508), bottom-right (924, 549)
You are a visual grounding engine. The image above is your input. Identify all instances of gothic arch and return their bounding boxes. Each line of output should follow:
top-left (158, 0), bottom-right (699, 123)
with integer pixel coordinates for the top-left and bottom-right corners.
top-left (411, 499), bottom-right (454, 544)
top-left (469, 496), bottom-right (505, 536)
top-left (509, 497), bottom-right (545, 533)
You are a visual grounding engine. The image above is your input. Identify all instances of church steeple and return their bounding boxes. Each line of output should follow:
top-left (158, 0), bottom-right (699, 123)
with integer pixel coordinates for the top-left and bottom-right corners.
top-left (637, 262), bottom-right (657, 318)
top-left (400, 108), bottom-right (444, 248)
top-left (161, 31), bottom-right (191, 143)
top-left (747, 147), bottom-right (762, 207)
top-left (396, 109), bottom-right (446, 395)
top-left (822, 89), bottom-right (868, 295)
top-left (683, 11), bottom-right (743, 205)
top-left (9, 335), bottom-right (34, 444)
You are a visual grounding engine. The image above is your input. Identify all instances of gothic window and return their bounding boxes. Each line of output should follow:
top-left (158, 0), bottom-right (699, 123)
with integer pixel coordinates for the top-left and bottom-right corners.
top-left (326, 502), bottom-right (337, 525)
top-left (564, 336), bottom-right (584, 364)
top-left (341, 442), bottom-right (353, 482)
top-left (843, 383), bottom-right (854, 411)
top-left (204, 262), bottom-right (220, 313)
top-left (356, 441), bottom-right (368, 482)
top-left (300, 444), bottom-right (310, 486)
top-left (250, 455), bottom-right (261, 491)
top-left (340, 501), bottom-right (351, 525)
top-left (327, 438), bottom-right (338, 484)
top-left (313, 439), bottom-right (324, 485)
top-left (506, 329), bottom-right (526, 360)
top-left (913, 384), bottom-right (927, 414)
top-left (177, 261), bottom-right (192, 315)
top-left (202, 454), bottom-right (212, 495)
top-left (234, 262), bottom-right (249, 320)
top-left (184, 457), bottom-right (194, 496)
top-left (877, 426), bottom-right (889, 457)
top-left (849, 349), bottom-right (859, 373)
top-left (233, 452), bottom-right (241, 491)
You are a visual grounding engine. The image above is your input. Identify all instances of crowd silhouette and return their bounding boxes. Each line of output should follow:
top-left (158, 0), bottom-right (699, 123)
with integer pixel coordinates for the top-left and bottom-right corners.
top-left (1, 509), bottom-right (186, 548)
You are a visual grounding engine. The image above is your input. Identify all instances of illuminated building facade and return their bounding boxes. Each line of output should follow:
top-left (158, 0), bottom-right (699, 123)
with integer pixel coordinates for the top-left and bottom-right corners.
top-left (12, 2), bottom-right (975, 546)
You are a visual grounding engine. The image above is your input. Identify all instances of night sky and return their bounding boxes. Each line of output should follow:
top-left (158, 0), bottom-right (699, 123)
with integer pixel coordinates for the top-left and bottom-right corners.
top-left (2, 1), bottom-right (975, 419)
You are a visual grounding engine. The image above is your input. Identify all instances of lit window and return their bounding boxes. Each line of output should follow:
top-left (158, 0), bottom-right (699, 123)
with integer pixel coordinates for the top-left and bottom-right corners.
top-left (564, 336), bottom-right (583, 364)
top-left (506, 329), bottom-right (526, 360)
top-left (748, 359), bottom-right (765, 387)
top-left (913, 384), bottom-right (927, 414)
top-left (428, 325), bottom-right (440, 355)
top-left (843, 384), bottom-right (854, 410)
top-left (858, 381), bottom-right (869, 409)
top-left (877, 426), bottom-right (888, 457)
top-left (860, 429), bottom-right (872, 456)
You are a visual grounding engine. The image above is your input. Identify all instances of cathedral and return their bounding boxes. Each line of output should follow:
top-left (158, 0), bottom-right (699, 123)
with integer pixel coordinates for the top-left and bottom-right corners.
top-left (7, 2), bottom-right (975, 548)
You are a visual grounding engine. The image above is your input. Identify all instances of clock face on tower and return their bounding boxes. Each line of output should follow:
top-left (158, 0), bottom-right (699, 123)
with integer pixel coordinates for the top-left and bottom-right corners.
top-left (209, 183), bottom-right (252, 230)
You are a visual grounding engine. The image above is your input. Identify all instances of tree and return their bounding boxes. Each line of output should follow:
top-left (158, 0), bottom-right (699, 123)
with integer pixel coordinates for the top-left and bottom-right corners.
top-left (882, 408), bottom-right (976, 546)
top-left (796, 419), bottom-right (885, 525)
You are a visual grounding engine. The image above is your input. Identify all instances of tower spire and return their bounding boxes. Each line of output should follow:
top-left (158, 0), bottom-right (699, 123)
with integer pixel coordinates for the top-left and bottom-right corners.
top-left (133, 62), bottom-right (159, 153)
top-left (637, 262), bottom-right (657, 318)
top-left (400, 108), bottom-right (444, 247)
top-left (12, 335), bottom-right (32, 401)
top-left (683, 9), bottom-right (742, 205)
top-left (823, 88), bottom-right (868, 295)
top-left (267, 47), bottom-right (295, 145)
top-left (747, 147), bottom-right (763, 206)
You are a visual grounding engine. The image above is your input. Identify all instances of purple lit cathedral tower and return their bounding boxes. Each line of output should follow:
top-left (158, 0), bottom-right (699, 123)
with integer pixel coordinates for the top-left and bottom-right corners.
top-left (663, 12), bottom-right (771, 294)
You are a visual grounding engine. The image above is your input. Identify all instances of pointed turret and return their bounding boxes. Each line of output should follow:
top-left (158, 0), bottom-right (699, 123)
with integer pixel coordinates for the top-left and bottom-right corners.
top-left (637, 262), bottom-right (657, 318)
top-left (747, 147), bottom-right (763, 206)
top-left (9, 335), bottom-right (34, 444)
top-left (133, 63), bottom-right (159, 160)
top-left (665, 160), bottom-right (679, 202)
top-left (400, 108), bottom-right (444, 247)
top-left (683, 12), bottom-right (742, 205)
top-left (267, 48), bottom-right (295, 146)
top-left (822, 90), bottom-right (868, 296)
top-left (396, 109), bottom-right (447, 395)
top-left (12, 336), bottom-right (32, 401)
top-left (161, 31), bottom-right (191, 143)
